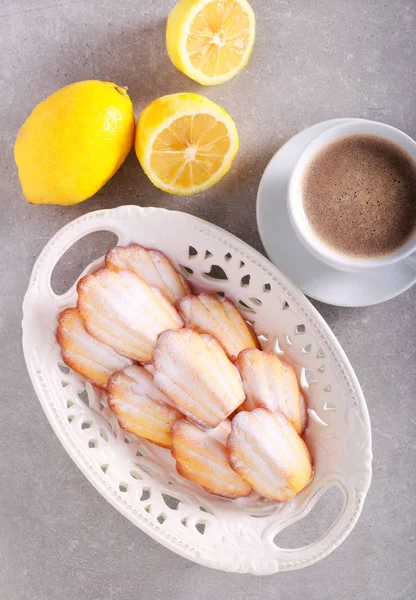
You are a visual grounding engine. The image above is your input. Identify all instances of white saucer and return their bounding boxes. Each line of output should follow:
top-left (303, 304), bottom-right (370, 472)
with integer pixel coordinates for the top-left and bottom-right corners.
top-left (256, 118), bottom-right (416, 307)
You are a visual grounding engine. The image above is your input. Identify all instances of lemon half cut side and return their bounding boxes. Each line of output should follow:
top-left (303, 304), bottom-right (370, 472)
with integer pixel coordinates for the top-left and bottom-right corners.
top-left (166, 0), bottom-right (256, 86)
top-left (135, 93), bottom-right (239, 196)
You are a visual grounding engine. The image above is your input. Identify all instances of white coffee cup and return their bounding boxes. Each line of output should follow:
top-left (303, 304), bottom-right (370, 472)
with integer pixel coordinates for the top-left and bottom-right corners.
top-left (287, 120), bottom-right (416, 272)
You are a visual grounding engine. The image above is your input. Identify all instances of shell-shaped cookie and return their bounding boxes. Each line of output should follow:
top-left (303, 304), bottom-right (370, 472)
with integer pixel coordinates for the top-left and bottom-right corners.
top-left (228, 408), bottom-right (313, 501)
top-left (179, 293), bottom-right (260, 361)
top-left (236, 349), bottom-right (305, 434)
top-left (108, 364), bottom-right (182, 448)
top-left (171, 419), bottom-right (252, 498)
top-left (56, 308), bottom-right (131, 389)
top-left (77, 268), bottom-right (183, 363)
top-left (106, 244), bottom-right (191, 305)
top-left (153, 328), bottom-right (245, 428)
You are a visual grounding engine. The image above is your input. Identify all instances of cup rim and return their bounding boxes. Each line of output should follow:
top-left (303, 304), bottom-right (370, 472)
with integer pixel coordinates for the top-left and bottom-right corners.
top-left (288, 119), bottom-right (416, 271)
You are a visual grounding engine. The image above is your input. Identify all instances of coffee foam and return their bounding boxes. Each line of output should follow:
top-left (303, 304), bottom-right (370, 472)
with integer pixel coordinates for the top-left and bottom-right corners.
top-left (302, 135), bottom-right (416, 259)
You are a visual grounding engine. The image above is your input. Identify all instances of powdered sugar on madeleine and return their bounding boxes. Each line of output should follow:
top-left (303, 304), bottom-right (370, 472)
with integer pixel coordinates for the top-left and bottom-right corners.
top-left (228, 408), bottom-right (312, 501)
top-left (106, 244), bottom-right (191, 304)
top-left (77, 268), bottom-right (183, 363)
top-left (57, 308), bottom-right (131, 390)
top-left (153, 328), bottom-right (245, 428)
top-left (179, 293), bottom-right (260, 361)
top-left (236, 349), bottom-right (304, 434)
top-left (108, 364), bottom-right (182, 448)
top-left (171, 419), bottom-right (251, 498)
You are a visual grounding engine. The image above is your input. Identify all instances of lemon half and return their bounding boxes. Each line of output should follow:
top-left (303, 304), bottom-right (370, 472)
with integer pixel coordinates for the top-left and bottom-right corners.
top-left (166, 0), bottom-right (255, 86)
top-left (135, 93), bottom-right (239, 195)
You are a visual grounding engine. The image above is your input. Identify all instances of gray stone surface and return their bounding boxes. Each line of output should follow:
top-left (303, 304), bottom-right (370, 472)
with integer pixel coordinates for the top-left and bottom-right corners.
top-left (1, 0), bottom-right (415, 598)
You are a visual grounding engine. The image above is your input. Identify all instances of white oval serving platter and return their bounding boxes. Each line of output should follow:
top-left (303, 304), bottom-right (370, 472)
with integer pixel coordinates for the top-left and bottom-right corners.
top-left (22, 205), bottom-right (372, 575)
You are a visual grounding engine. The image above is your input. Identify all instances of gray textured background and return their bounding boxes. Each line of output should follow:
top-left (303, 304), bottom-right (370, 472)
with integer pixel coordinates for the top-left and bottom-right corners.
top-left (1, 1), bottom-right (415, 599)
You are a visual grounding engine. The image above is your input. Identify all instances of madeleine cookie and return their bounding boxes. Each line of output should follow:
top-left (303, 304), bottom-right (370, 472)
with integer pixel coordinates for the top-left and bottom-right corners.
top-left (77, 268), bottom-right (183, 363)
top-left (153, 328), bottom-right (245, 428)
top-left (236, 349), bottom-right (304, 434)
top-left (106, 244), bottom-right (191, 305)
top-left (108, 364), bottom-right (182, 447)
top-left (57, 308), bottom-right (131, 389)
top-left (171, 419), bottom-right (251, 498)
top-left (179, 293), bottom-right (260, 361)
top-left (228, 409), bottom-right (312, 501)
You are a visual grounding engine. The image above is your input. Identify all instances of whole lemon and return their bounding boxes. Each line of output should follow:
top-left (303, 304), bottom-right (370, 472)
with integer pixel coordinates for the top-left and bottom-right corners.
top-left (14, 80), bottom-right (135, 205)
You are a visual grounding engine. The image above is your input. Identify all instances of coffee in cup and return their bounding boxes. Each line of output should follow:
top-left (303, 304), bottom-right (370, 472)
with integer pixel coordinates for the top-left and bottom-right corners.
top-left (301, 134), bottom-right (416, 259)
top-left (288, 120), bottom-right (416, 272)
